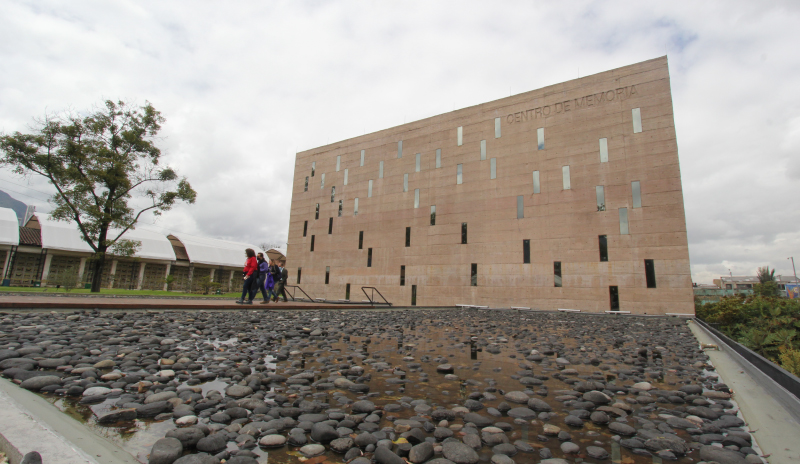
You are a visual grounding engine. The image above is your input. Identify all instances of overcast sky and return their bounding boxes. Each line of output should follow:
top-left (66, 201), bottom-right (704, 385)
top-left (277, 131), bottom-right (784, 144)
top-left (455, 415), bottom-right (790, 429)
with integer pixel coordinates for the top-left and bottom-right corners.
top-left (1, 0), bottom-right (798, 283)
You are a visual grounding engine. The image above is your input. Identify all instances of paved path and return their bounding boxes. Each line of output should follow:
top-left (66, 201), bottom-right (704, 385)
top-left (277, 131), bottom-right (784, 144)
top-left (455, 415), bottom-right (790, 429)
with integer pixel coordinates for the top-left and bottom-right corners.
top-left (0, 294), bottom-right (372, 310)
top-left (688, 319), bottom-right (800, 463)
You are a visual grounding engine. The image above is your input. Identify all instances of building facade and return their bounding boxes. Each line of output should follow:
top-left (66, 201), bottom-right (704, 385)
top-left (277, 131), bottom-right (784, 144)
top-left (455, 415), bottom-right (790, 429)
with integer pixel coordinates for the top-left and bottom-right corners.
top-left (287, 56), bottom-right (694, 314)
top-left (0, 208), bottom-right (270, 293)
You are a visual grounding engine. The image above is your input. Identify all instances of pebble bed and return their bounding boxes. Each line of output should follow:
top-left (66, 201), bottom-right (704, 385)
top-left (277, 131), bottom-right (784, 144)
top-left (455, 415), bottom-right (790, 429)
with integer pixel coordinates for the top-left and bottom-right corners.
top-left (0, 309), bottom-right (764, 464)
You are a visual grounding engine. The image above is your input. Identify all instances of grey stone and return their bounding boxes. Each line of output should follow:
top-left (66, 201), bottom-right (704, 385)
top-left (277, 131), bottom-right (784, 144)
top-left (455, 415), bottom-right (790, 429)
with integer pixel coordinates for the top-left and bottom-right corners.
top-left (560, 442), bottom-right (580, 454)
top-left (97, 408), bottom-right (137, 424)
top-left (173, 453), bottom-right (219, 464)
top-left (330, 437), bottom-right (354, 453)
top-left (196, 433), bottom-right (227, 454)
top-left (507, 408), bottom-right (537, 420)
top-left (225, 385), bottom-right (253, 398)
top-left (149, 437), bottom-right (183, 464)
top-left (699, 445), bottom-right (747, 464)
top-left (374, 446), bottom-right (405, 464)
top-left (166, 427), bottom-right (206, 448)
top-left (442, 442), bottom-right (480, 464)
top-left (586, 446), bottom-right (609, 459)
top-left (258, 435), bottom-right (286, 448)
top-left (310, 423), bottom-right (338, 443)
top-left (20, 452), bottom-right (42, 464)
top-left (299, 444), bottom-right (325, 457)
top-left (20, 375), bottom-right (61, 391)
top-left (409, 442), bottom-right (434, 463)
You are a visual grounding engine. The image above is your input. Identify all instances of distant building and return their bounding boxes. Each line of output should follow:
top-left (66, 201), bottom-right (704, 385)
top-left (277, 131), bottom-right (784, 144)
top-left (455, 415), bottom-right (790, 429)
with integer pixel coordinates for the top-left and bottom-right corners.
top-left (713, 276), bottom-right (798, 291)
top-left (0, 207), bottom-right (268, 292)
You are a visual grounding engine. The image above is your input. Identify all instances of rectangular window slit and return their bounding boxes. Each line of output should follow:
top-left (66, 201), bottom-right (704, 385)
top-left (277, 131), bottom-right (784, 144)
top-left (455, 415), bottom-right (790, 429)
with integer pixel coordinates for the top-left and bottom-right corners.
top-left (632, 108), bottom-right (642, 133)
top-left (645, 259), bottom-right (656, 288)
top-left (403, 173), bottom-right (408, 192)
top-left (415, 153), bottom-right (421, 172)
top-left (325, 266), bottom-right (330, 285)
top-left (310, 235), bottom-right (315, 252)
top-left (297, 267), bottom-right (302, 284)
top-left (336, 155), bottom-right (340, 172)
top-left (554, 261), bottom-right (562, 287)
top-left (368, 180), bottom-right (373, 198)
top-left (562, 166), bottom-right (570, 190)
top-left (495, 117), bottom-right (501, 138)
top-left (398, 140), bottom-right (403, 158)
top-left (517, 195), bottom-right (524, 219)
top-left (523, 240), bottom-right (530, 264)
top-left (345, 283), bottom-right (350, 300)
top-left (430, 205), bottom-right (436, 226)
top-left (490, 158), bottom-right (496, 179)
top-left (414, 188), bottom-right (419, 208)
top-left (367, 248), bottom-right (372, 267)
top-left (358, 231), bottom-right (363, 249)
top-left (328, 217), bottom-right (333, 234)
top-left (471, 263), bottom-right (477, 286)
top-left (303, 221), bottom-right (308, 237)
top-left (304, 176), bottom-right (308, 192)
top-left (533, 171), bottom-right (540, 194)
top-left (379, 161), bottom-right (384, 178)
top-left (457, 126), bottom-right (463, 146)
top-left (411, 285), bottom-right (417, 306)
top-left (599, 235), bottom-right (608, 262)
top-left (632, 181), bottom-right (641, 208)
top-left (400, 265), bottom-right (405, 286)
top-left (315, 204), bottom-right (319, 220)
top-left (457, 164), bottom-right (463, 184)
top-left (599, 138), bottom-right (609, 163)
top-left (436, 149), bottom-right (441, 168)
top-left (344, 169), bottom-right (348, 185)
top-left (480, 140), bottom-right (486, 160)
top-left (619, 208), bottom-right (629, 235)
top-left (354, 197), bottom-right (359, 216)
top-left (596, 186), bottom-right (605, 211)
top-left (461, 222), bottom-right (468, 244)
top-left (405, 227), bottom-right (411, 247)
top-left (360, 149), bottom-right (365, 166)
top-left (537, 127), bottom-right (544, 150)
top-left (609, 286), bottom-right (619, 310)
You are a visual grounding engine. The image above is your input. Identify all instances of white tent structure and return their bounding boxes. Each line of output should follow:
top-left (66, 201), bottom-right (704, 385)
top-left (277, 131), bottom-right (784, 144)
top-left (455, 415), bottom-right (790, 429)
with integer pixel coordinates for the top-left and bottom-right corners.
top-left (167, 234), bottom-right (264, 268)
top-left (110, 227), bottom-right (176, 261)
top-left (0, 208), bottom-right (19, 246)
top-left (30, 213), bottom-right (93, 253)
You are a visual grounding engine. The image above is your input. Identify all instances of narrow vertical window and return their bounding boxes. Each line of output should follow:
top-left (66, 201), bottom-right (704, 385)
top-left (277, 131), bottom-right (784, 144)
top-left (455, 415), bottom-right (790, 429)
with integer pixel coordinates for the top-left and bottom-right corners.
top-left (596, 186), bottom-right (605, 211)
top-left (609, 286), bottom-right (620, 310)
top-left (461, 222), bottom-right (468, 244)
top-left (304, 176), bottom-right (309, 192)
top-left (400, 265), bottom-right (405, 286)
top-left (403, 173), bottom-right (408, 192)
top-left (367, 248), bottom-right (372, 267)
top-left (632, 181), bottom-right (642, 208)
top-left (320, 173), bottom-right (325, 189)
top-left (414, 189), bottom-right (419, 208)
top-left (619, 208), bottom-right (629, 235)
top-left (562, 166), bottom-right (571, 190)
top-left (310, 235), bottom-right (315, 252)
top-left (345, 283), bottom-right (350, 300)
top-left (554, 261), bottom-right (562, 287)
top-left (336, 155), bottom-right (341, 172)
top-left (537, 127), bottom-right (545, 150)
top-left (517, 195), bottom-right (524, 219)
top-left (379, 161), bottom-right (384, 178)
top-left (490, 158), bottom-right (496, 179)
top-left (411, 285), bottom-right (417, 306)
top-left (523, 240), bottom-right (530, 264)
top-left (331, 186), bottom-right (335, 202)
top-left (480, 140), bottom-right (486, 160)
top-left (368, 180), bottom-right (373, 198)
top-left (358, 231), bottom-right (363, 249)
top-left (645, 259), bottom-right (657, 288)
top-left (495, 117), bottom-right (501, 138)
top-left (297, 267), bottom-right (302, 284)
top-left (311, 161), bottom-right (315, 177)
top-left (338, 200), bottom-right (343, 217)
top-left (632, 108), bottom-right (642, 133)
top-left (430, 205), bottom-right (436, 226)
top-left (415, 153), bottom-right (421, 172)
top-left (471, 263), bottom-right (477, 286)
top-left (599, 138), bottom-right (609, 163)
top-left (599, 235), bottom-right (608, 262)
top-left (325, 266), bottom-right (330, 285)
top-left (405, 226), bottom-right (411, 247)
top-left (436, 149), bottom-right (441, 168)
top-left (398, 140), bottom-right (403, 158)
top-left (344, 168), bottom-right (348, 185)
top-left (457, 126), bottom-right (463, 146)
top-left (354, 197), bottom-right (359, 216)
top-left (457, 164), bottom-right (463, 184)
top-left (533, 171), bottom-right (540, 194)
top-left (315, 204), bottom-right (319, 220)
top-left (303, 220), bottom-right (308, 237)
top-left (328, 217), bottom-right (333, 234)
top-left (360, 149), bottom-right (365, 166)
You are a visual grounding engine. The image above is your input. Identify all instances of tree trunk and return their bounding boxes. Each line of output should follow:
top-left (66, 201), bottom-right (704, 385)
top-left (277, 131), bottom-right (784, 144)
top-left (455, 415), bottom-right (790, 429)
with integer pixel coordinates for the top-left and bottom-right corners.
top-left (90, 252), bottom-right (105, 293)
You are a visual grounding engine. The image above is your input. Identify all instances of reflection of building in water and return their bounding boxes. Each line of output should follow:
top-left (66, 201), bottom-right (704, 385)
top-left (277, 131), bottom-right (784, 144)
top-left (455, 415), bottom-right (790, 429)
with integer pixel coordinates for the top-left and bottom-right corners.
top-left (0, 207), bottom-right (269, 293)
top-left (287, 57), bottom-right (693, 314)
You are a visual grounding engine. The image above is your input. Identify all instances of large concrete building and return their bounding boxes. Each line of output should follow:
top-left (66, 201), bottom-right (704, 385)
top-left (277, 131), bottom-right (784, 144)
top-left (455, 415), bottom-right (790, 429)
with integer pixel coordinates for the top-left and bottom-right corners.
top-left (287, 56), bottom-right (693, 314)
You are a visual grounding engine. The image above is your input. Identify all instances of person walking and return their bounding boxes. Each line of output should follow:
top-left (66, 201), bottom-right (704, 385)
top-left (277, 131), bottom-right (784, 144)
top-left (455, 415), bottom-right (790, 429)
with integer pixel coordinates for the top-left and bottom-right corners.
top-left (272, 259), bottom-right (289, 302)
top-left (265, 259), bottom-right (277, 302)
top-left (256, 253), bottom-right (271, 304)
top-left (235, 248), bottom-right (258, 304)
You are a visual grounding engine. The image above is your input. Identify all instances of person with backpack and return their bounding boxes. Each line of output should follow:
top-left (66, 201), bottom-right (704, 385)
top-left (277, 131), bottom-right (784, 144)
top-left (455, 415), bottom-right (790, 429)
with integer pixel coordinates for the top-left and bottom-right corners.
top-left (256, 253), bottom-right (271, 304)
top-left (272, 259), bottom-right (289, 302)
top-left (235, 248), bottom-right (258, 304)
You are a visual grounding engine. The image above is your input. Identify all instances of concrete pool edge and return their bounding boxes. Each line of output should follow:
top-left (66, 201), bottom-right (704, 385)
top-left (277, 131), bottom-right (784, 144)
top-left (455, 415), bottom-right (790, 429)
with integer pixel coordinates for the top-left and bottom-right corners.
top-left (0, 377), bottom-right (139, 464)
top-left (688, 319), bottom-right (800, 463)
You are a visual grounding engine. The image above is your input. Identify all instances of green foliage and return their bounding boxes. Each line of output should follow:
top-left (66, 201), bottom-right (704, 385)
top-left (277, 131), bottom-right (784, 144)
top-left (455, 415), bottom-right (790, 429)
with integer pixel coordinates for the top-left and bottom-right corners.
top-left (195, 276), bottom-right (222, 295)
top-left (757, 266), bottom-right (777, 284)
top-left (48, 267), bottom-right (81, 292)
top-left (698, 294), bottom-right (800, 366)
top-left (109, 238), bottom-right (142, 258)
top-left (0, 100), bottom-right (196, 292)
top-left (779, 347), bottom-right (800, 376)
top-left (163, 274), bottom-right (175, 290)
top-left (754, 280), bottom-right (780, 297)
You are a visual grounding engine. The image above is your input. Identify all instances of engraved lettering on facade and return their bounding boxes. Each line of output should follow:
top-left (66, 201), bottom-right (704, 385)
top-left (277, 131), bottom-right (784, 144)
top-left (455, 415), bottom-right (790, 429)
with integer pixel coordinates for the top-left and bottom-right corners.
top-left (505, 85), bottom-right (638, 124)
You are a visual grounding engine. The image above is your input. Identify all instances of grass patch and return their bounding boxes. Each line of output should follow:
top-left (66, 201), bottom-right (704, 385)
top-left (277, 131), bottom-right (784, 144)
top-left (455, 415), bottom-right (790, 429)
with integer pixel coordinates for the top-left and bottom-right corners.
top-left (0, 286), bottom-right (241, 298)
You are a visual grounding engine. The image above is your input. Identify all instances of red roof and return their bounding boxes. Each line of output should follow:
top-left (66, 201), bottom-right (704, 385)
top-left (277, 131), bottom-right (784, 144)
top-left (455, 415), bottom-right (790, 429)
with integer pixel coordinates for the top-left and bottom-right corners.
top-left (18, 227), bottom-right (41, 246)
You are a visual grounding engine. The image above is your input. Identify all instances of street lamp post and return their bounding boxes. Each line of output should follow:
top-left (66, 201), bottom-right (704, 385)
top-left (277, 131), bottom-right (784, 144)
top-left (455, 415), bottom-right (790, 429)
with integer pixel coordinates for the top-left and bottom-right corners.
top-left (789, 257), bottom-right (798, 283)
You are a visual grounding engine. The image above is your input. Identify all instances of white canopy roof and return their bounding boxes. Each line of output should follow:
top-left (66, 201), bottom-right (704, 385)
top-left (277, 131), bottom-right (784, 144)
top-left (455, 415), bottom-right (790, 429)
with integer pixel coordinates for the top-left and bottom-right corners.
top-left (0, 207), bottom-right (19, 246)
top-left (169, 233), bottom-right (265, 267)
top-left (34, 213), bottom-right (94, 253)
top-left (30, 213), bottom-right (175, 260)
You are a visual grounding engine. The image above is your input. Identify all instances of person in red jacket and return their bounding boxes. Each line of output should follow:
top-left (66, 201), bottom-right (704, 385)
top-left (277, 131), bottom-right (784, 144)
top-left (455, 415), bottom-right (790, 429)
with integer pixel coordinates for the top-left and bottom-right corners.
top-left (235, 248), bottom-right (258, 304)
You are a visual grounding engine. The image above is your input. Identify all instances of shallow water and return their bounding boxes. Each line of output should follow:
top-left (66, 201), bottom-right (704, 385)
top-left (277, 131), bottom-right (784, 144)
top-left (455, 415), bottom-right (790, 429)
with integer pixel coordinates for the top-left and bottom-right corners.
top-left (29, 310), bottom-right (726, 464)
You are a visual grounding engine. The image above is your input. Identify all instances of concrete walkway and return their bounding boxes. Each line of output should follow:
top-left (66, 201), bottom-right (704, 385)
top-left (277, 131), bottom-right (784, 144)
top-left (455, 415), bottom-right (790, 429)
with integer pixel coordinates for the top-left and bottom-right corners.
top-left (688, 319), bottom-right (800, 463)
top-left (0, 377), bottom-right (138, 464)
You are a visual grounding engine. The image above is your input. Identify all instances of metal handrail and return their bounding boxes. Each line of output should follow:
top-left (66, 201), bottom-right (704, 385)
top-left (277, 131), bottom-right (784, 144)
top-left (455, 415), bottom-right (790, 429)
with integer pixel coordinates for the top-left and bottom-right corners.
top-left (284, 285), bottom-right (314, 302)
top-left (361, 287), bottom-right (392, 306)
